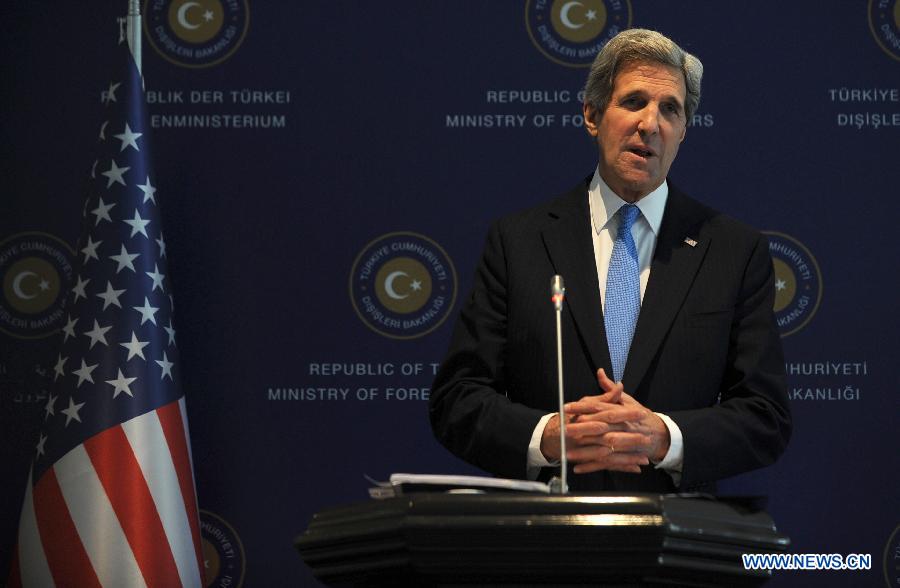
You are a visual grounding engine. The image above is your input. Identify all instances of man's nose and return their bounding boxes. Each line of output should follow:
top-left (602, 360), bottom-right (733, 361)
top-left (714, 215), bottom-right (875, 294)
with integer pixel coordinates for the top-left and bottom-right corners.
top-left (637, 105), bottom-right (659, 135)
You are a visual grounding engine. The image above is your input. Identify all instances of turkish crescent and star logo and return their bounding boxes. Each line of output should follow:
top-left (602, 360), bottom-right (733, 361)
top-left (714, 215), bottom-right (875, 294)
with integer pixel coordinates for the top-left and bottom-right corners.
top-left (526, 0), bottom-right (632, 67)
top-left (350, 232), bottom-right (457, 340)
top-left (763, 231), bottom-right (823, 338)
top-left (868, 0), bottom-right (900, 62)
top-left (144, 0), bottom-right (249, 68)
top-left (0, 232), bottom-right (75, 340)
top-left (885, 524), bottom-right (900, 588)
top-left (199, 510), bottom-right (246, 588)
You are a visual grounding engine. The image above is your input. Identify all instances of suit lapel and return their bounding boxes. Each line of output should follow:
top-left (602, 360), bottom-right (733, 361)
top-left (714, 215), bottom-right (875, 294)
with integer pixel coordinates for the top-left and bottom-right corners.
top-left (541, 183), bottom-right (611, 375)
top-left (624, 188), bottom-right (710, 394)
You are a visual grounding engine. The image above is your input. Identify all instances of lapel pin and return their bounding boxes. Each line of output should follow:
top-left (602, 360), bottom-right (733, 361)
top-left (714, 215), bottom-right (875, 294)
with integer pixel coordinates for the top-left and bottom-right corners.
top-left (683, 237), bottom-right (698, 247)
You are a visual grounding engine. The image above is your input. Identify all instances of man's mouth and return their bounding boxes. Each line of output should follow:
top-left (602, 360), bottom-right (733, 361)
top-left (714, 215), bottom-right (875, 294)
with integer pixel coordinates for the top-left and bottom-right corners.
top-left (627, 147), bottom-right (655, 158)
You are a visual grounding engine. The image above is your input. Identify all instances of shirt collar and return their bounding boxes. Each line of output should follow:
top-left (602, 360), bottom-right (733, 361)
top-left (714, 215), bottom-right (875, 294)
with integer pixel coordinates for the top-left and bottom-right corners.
top-left (588, 167), bottom-right (668, 236)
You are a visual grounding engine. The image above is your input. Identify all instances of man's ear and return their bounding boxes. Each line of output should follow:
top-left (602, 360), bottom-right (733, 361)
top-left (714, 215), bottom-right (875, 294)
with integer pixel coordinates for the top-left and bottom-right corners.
top-left (583, 102), bottom-right (600, 137)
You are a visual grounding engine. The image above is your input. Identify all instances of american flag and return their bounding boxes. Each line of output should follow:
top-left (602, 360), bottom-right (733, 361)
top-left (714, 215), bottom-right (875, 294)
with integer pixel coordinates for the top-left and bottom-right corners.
top-left (9, 32), bottom-right (203, 588)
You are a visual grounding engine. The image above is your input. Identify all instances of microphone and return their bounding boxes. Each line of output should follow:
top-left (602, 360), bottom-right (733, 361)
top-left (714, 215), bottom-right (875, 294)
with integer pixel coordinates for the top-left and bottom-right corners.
top-left (551, 275), bottom-right (565, 311)
top-left (550, 275), bottom-right (568, 494)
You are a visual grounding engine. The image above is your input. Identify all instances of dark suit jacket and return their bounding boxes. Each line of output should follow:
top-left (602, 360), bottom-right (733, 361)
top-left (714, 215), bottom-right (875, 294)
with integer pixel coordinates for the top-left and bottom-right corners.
top-left (429, 177), bottom-right (792, 492)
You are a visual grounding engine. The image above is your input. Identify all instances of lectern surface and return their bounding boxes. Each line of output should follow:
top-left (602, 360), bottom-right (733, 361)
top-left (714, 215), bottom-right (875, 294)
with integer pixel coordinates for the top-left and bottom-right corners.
top-left (295, 493), bottom-right (789, 586)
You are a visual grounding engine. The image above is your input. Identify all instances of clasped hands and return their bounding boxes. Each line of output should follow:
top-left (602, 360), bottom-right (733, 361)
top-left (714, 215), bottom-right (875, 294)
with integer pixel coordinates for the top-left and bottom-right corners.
top-left (540, 368), bottom-right (670, 474)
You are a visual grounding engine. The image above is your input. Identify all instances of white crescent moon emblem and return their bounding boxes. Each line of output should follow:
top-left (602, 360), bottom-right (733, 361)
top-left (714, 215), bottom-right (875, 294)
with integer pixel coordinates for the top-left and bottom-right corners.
top-left (559, 1), bottom-right (585, 29)
top-left (12, 271), bottom-right (39, 300)
top-left (384, 271), bottom-right (409, 300)
top-left (177, 2), bottom-right (202, 30)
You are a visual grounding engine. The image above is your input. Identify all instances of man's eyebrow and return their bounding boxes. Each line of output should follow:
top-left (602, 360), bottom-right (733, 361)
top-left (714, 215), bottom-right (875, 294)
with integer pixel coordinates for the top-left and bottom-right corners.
top-left (617, 89), bottom-right (647, 101)
top-left (617, 89), bottom-right (684, 109)
top-left (664, 95), bottom-right (685, 109)
top-left (655, 92), bottom-right (686, 110)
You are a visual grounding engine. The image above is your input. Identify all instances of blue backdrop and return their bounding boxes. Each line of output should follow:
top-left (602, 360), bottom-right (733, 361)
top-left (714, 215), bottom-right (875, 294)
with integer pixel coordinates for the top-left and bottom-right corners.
top-left (1, 2), bottom-right (898, 586)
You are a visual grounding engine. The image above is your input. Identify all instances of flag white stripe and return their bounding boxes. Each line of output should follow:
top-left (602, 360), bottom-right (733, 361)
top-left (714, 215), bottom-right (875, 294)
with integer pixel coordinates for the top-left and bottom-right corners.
top-left (55, 444), bottom-right (147, 588)
top-left (178, 397), bottom-right (200, 500)
top-left (17, 468), bottom-right (55, 588)
top-left (122, 410), bottom-right (202, 587)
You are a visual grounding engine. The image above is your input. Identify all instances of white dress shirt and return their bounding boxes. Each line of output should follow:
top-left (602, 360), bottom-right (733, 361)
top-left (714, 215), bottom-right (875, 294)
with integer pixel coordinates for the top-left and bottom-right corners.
top-left (526, 168), bottom-right (684, 484)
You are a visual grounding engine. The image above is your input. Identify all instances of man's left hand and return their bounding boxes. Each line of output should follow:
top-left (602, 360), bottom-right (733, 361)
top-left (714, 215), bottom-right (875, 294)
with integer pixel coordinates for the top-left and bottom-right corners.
top-left (563, 368), bottom-right (671, 474)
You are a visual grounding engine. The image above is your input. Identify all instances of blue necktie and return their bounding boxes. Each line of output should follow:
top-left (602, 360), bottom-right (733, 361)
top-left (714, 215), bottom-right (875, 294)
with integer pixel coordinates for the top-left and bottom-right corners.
top-left (604, 204), bottom-right (641, 383)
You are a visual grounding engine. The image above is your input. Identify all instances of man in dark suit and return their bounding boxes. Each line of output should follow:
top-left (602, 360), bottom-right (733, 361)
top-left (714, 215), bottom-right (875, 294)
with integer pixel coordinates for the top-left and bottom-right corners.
top-left (429, 29), bottom-right (791, 492)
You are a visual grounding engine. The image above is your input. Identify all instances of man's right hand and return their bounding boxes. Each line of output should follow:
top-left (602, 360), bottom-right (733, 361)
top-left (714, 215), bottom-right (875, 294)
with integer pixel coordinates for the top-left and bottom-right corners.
top-left (539, 369), bottom-right (654, 474)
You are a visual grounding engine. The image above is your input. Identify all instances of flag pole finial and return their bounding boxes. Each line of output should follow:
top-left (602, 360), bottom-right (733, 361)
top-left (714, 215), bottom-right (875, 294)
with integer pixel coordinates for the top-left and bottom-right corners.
top-left (126, 0), bottom-right (142, 73)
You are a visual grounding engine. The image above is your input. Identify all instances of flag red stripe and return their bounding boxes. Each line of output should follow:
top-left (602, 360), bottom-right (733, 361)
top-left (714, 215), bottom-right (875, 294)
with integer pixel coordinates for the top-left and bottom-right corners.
top-left (157, 401), bottom-right (204, 575)
top-left (32, 468), bottom-right (102, 588)
top-left (84, 426), bottom-right (181, 588)
top-left (8, 543), bottom-right (22, 588)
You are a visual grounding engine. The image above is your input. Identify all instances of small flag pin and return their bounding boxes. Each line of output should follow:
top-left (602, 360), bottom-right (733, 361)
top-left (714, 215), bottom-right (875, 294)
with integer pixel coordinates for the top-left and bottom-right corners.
top-left (684, 237), bottom-right (698, 247)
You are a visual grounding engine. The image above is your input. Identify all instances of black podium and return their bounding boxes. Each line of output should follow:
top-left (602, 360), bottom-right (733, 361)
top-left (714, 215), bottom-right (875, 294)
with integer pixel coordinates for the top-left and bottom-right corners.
top-left (295, 493), bottom-right (789, 586)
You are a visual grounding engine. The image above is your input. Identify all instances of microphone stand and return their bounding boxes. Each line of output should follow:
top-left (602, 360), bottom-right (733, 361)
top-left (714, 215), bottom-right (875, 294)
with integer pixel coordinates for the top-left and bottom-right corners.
top-left (550, 275), bottom-right (568, 494)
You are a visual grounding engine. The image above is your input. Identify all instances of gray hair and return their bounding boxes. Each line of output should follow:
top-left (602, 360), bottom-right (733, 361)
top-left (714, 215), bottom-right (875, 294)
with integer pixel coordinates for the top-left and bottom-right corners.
top-left (583, 28), bottom-right (703, 121)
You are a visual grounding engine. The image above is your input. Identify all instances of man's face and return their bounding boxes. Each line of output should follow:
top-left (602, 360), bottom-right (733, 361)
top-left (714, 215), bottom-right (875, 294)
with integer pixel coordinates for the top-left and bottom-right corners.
top-left (584, 61), bottom-right (688, 202)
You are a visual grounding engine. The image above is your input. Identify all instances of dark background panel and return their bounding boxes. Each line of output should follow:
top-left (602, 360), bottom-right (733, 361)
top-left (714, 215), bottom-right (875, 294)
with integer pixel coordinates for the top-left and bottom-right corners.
top-left (1, 2), bottom-right (897, 586)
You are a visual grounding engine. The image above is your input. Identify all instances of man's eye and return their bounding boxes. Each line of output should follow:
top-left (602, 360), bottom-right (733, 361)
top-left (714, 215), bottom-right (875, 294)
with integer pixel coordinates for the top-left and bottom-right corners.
top-left (663, 103), bottom-right (681, 115)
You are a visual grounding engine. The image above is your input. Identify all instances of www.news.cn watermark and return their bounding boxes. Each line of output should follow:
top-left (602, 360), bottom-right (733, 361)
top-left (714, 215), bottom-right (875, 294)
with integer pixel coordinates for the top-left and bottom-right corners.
top-left (742, 553), bottom-right (872, 571)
